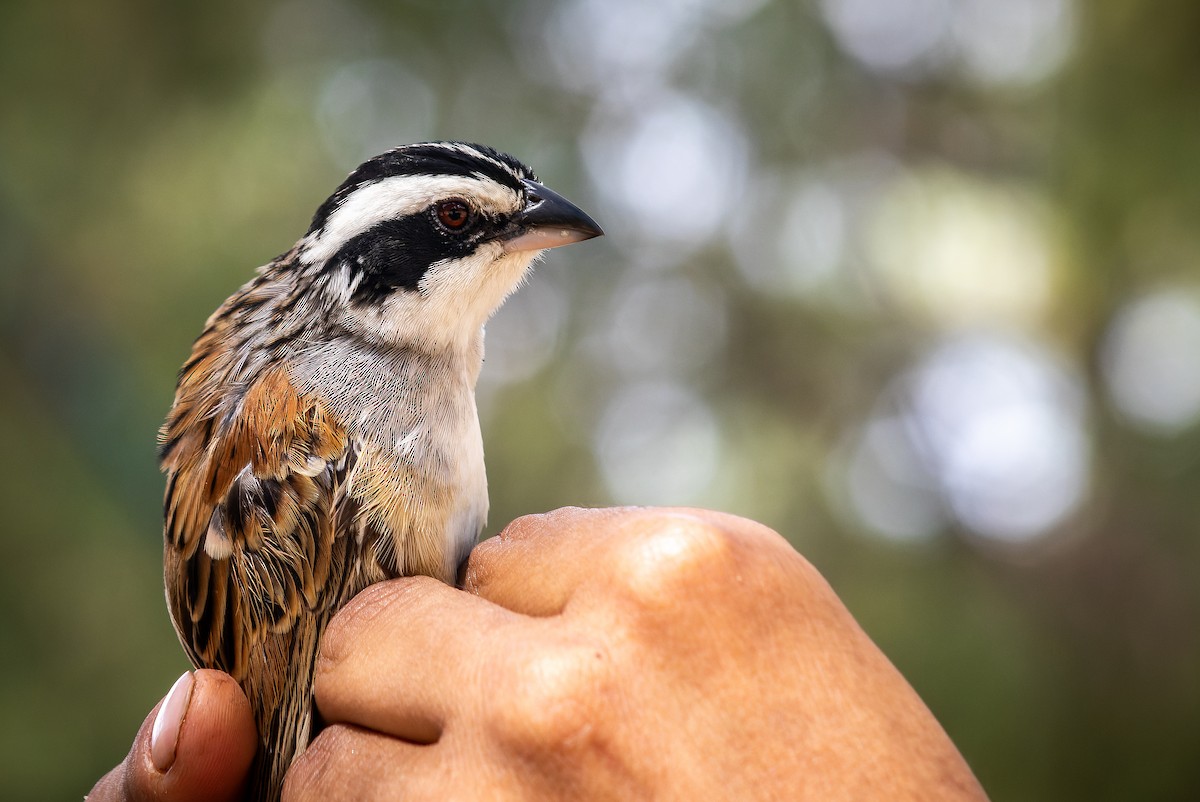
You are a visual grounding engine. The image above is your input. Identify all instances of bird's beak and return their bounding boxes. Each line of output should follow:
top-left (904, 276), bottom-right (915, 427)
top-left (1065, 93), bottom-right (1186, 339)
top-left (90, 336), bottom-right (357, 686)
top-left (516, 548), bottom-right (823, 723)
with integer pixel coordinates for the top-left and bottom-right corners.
top-left (500, 179), bottom-right (604, 253)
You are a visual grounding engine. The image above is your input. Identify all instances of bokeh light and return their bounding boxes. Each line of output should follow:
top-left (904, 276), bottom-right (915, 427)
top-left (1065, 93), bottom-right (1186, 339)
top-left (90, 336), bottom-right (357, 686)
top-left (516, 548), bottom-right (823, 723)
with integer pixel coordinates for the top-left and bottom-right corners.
top-left (731, 171), bottom-right (848, 297)
top-left (837, 413), bottom-right (946, 541)
top-left (820, 0), bottom-right (953, 75)
top-left (866, 168), bottom-right (1058, 330)
top-left (820, 0), bottom-right (1076, 86)
top-left (906, 335), bottom-right (1089, 542)
top-left (532, 0), bottom-right (770, 98)
top-left (1101, 289), bottom-right (1200, 435)
top-left (836, 334), bottom-right (1090, 543)
top-left (952, 0), bottom-right (1075, 87)
top-left (583, 91), bottom-right (749, 252)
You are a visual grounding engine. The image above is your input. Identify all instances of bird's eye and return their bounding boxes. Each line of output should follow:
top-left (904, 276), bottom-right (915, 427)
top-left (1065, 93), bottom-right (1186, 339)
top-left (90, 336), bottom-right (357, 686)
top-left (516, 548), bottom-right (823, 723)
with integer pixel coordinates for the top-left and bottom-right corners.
top-left (435, 199), bottom-right (473, 231)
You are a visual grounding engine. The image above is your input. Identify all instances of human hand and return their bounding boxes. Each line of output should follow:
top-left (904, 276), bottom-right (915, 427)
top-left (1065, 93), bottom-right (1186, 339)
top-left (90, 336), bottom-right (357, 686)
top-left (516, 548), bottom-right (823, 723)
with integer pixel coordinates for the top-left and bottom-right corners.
top-left (289, 506), bottom-right (988, 801)
top-left (88, 669), bottom-right (257, 802)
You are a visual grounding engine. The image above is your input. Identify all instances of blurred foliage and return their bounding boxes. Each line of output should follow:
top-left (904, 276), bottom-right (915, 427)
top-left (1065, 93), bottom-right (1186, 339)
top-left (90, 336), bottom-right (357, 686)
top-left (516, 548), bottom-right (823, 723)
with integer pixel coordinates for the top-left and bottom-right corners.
top-left (2, 1), bottom-right (1199, 799)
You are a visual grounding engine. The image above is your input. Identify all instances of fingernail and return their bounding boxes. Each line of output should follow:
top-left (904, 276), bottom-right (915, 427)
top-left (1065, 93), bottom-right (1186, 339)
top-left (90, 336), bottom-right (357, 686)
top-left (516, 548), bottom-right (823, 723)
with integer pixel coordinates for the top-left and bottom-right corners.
top-left (151, 671), bottom-right (195, 772)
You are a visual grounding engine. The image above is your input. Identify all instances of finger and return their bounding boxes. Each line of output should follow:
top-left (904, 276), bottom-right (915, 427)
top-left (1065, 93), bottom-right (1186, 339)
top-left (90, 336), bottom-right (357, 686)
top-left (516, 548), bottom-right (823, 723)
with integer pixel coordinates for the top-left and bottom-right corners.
top-left (283, 724), bottom-right (456, 802)
top-left (285, 722), bottom-right (529, 802)
top-left (465, 506), bottom-right (785, 617)
top-left (88, 669), bottom-right (256, 802)
top-left (463, 506), bottom-right (630, 615)
top-left (314, 576), bottom-right (520, 742)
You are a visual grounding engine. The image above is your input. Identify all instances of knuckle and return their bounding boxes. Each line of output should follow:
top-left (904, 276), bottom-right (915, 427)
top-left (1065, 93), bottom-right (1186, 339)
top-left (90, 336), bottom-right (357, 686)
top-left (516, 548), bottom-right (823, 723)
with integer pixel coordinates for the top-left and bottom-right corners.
top-left (611, 512), bottom-right (742, 606)
top-left (496, 510), bottom-right (557, 544)
top-left (493, 639), bottom-right (613, 754)
top-left (466, 508), bottom-right (591, 593)
top-left (492, 507), bottom-right (597, 547)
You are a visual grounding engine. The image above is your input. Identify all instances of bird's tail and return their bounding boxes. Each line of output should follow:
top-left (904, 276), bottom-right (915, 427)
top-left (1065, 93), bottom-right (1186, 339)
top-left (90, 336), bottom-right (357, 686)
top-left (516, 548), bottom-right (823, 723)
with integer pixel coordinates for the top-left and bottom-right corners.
top-left (243, 609), bottom-right (329, 802)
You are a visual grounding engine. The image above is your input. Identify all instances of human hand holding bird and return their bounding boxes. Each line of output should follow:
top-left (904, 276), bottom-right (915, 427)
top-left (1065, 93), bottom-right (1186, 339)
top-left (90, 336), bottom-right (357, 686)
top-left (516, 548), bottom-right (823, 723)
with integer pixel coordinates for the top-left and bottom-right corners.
top-left (91, 507), bottom-right (988, 801)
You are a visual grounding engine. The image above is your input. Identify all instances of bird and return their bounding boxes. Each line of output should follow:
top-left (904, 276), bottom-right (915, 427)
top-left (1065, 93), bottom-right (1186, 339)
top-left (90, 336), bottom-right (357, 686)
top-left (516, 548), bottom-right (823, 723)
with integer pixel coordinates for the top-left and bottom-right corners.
top-left (158, 141), bottom-right (602, 801)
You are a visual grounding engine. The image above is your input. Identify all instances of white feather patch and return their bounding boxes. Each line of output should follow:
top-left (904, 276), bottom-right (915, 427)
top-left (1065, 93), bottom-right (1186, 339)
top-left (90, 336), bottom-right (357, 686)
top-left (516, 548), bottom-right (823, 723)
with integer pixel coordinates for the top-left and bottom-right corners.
top-left (204, 515), bottom-right (234, 560)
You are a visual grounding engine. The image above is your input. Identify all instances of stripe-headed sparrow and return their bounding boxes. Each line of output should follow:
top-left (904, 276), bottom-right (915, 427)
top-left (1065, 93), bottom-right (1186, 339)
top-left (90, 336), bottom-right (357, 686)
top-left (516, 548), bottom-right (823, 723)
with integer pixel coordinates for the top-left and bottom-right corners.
top-left (158, 142), bottom-right (602, 801)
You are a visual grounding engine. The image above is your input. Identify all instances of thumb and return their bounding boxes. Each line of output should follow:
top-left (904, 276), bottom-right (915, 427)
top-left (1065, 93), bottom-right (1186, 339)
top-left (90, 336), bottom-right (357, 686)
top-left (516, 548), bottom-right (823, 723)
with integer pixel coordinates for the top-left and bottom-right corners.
top-left (89, 669), bottom-right (258, 802)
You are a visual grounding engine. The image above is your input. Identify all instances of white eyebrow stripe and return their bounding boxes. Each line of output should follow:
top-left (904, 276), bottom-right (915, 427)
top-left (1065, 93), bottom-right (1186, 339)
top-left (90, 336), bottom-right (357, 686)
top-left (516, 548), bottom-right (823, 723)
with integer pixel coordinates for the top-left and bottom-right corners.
top-left (300, 174), bottom-right (521, 264)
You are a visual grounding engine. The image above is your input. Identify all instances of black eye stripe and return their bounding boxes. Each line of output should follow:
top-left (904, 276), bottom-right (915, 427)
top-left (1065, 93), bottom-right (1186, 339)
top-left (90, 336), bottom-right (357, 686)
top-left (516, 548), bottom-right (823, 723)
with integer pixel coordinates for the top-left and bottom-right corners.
top-left (326, 208), bottom-right (499, 303)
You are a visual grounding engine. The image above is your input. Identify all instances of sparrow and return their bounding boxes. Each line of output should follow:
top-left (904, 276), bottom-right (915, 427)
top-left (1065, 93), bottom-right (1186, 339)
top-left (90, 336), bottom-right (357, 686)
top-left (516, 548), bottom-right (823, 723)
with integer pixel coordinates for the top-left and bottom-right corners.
top-left (158, 142), bottom-right (602, 801)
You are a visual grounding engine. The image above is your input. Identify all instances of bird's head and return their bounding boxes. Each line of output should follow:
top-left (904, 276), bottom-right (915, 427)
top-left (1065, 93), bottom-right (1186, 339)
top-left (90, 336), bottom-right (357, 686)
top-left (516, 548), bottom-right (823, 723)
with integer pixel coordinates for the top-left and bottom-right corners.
top-left (294, 142), bottom-right (602, 352)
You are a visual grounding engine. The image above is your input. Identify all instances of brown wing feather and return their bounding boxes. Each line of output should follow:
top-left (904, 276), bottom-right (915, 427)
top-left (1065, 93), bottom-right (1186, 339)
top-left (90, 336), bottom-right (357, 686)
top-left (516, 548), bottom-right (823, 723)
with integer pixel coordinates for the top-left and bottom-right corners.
top-left (161, 343), bottom-right (362, 799)
top-left (161, 363), bottom-right (351, 679)
top-left (158, 277), bottom-right (461, 799)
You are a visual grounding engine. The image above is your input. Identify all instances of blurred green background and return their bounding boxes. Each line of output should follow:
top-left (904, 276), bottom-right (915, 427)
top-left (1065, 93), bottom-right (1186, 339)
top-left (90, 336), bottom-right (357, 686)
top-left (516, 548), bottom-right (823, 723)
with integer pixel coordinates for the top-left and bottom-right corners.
top-left (3, 0), bottom-right (1199, 799)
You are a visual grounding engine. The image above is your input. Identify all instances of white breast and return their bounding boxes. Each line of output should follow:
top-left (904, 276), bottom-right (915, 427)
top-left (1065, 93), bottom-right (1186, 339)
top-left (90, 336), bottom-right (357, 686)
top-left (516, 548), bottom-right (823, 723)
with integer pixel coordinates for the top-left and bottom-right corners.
top-left (290, 336), bottom-right (490, 578)
top-left (440, 394), bottom-right (489, 572)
